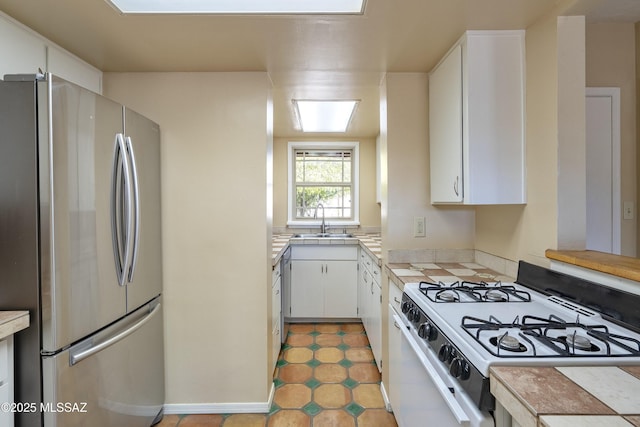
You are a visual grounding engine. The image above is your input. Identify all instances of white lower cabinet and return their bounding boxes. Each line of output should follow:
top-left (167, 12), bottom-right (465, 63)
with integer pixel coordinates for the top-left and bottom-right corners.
top-left (324, 261), bottom-right (359, 317)
top-left (0, 336), bottom-right (14, 427)
top-left (290, 245), bottom-right (358, 318)
top-left (291, 260), bottom-right (325, 317)
top-left (368, 280), bottom-right (382, 369)
top-left (359, 249), bottom-right (382, 370)
top-left (388, 304), bottom-right (402, 415)
top-left (271, 263), bottom-right (282, 372)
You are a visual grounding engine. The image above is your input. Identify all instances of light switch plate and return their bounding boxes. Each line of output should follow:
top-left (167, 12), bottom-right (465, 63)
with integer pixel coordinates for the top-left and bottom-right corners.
top-left (623, 201), bottom-right (634, 220)
top-left (413, 216), bottom-right (426, 237)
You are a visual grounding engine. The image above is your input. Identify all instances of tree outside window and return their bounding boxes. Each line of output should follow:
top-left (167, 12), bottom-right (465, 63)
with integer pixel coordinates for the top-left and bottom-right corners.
top-left (289, 143), bottom-right (359, 225)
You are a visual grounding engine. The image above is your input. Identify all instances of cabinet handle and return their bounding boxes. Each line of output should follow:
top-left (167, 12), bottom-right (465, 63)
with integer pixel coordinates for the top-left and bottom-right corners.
top-left (326, 264), bottom-right (328, 273)
top-left (453, 176), bottom-right (459, 197)
top-left (393, 321), bottom-right (401, 330)
top-left (394, 297), bottom-right (401, 304)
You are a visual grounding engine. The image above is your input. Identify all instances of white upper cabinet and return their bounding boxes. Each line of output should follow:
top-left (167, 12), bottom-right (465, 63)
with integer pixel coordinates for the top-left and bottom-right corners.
top-left (429, 30), bottom-right (526, 205)
top-left (0, 15), bottom-right (46, 78)
top-left (47, 45), bottom-right (102, 94)
top-left (0, 12), bottom-right (102, 94)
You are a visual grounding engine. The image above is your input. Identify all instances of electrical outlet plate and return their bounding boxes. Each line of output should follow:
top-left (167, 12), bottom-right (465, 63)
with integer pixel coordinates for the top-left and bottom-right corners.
top-left (623, 201), bottom-right (634, 220)
top-left (413, 216), bottom-right (426, 237)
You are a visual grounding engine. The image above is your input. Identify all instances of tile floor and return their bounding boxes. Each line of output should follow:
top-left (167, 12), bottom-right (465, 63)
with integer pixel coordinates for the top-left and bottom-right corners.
top-left (157, 322), bottom-right (398, 426)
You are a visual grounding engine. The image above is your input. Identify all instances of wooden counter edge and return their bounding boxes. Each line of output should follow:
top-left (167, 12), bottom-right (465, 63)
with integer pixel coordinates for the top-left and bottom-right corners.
top-left (490, 369), bottom-right (538, 427)
top-left (545, 249), bottom-right (640, 283)
top-left (0, 311), bottom-right (30, 340)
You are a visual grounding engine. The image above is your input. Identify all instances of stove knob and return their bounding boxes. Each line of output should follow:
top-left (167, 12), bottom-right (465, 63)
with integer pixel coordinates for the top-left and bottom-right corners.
top-left (438, 344), bottom-right (451, 362)
top-left (418, 322), bottom-right (437, 341)
top-left (449, 357), bottom-right (471, 381)
top-left (409, 308), bottom-right (421, 323)
top-left (448, 347), bottom-right (457, 361)
top-left (401, 301), bottom-right (411, 314)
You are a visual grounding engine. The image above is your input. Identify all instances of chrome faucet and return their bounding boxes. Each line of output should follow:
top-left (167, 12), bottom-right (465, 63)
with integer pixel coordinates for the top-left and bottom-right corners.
top-left (314, 203), bottom-right (327, 234)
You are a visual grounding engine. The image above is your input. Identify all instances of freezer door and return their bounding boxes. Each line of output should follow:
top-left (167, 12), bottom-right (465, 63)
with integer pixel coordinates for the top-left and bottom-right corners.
top-left (41, 76), bottom-right (127, 351)
top-left (42, 297), bottom-right (164, 427)
top-left (123, 107), bottom-right (162, 312)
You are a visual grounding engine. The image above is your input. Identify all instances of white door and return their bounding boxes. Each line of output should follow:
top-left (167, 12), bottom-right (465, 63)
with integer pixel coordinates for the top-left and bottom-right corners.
top-left (585, 88), bottom-right (621, 254)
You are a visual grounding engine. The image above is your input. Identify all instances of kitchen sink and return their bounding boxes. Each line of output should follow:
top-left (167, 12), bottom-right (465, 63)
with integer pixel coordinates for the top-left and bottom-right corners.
top-left (292, 233), bottom-right (354, 239)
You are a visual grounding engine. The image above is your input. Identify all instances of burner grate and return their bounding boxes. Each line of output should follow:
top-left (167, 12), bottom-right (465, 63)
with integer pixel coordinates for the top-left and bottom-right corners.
top-left (418, 280), bottom-right (531, 303)
top-left (461, 314), bottom-right (640, 358)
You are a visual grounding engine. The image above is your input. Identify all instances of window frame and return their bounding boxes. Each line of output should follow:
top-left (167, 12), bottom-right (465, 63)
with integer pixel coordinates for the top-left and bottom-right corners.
top-left (287, 141), bottom-right (360, 227)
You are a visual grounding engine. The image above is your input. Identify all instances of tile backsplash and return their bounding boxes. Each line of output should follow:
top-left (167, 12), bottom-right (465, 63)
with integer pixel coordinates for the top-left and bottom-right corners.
top-left (387, 248), bottom-right (518, 278)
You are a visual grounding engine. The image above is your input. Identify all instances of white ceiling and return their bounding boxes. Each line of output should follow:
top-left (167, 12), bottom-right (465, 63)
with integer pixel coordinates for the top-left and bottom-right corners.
top-left (0, 0), bottom-right (637, 137)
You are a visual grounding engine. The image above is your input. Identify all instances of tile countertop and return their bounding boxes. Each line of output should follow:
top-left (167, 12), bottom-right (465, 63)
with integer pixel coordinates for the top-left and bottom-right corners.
top-left (271, 233), bottom-right (381, 267)
top-left (490, 366), bottom-right (640, 427)
top-left (0, 311), bottom-right (29, 340)
top-left (546, 249), bottom-right (640, 283)
top-left (385, 262), bottom-right (513, 291)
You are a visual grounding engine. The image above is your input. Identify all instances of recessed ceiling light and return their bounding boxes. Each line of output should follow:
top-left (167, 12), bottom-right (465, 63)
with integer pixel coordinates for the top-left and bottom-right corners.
top-left (106, 0), bottom-right (365, 15)
top-left (293, 100), bottom-right (359, 133)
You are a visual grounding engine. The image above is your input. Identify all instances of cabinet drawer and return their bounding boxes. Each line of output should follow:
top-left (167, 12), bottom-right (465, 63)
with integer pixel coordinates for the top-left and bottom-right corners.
top-left (361, 250), bottom-right (381, 283)
top-left (389, 281), bottom-right (403, 313)
top-left (272, 266), bottom-right (281, 286)
top-left (370, 262), bottom-right (381, 284)
top-left (292, 245), bottom-right (358, 261)
top-left (0, 339), bottom-right (8, 383)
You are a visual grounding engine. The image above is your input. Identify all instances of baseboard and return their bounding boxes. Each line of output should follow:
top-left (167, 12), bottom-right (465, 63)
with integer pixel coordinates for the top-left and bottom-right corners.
top-left (268, 382), bottom-right (275, 409)
top-left (164, 400), bottom-right (270, 415)
top-left (380, 381), bottom-right (392, 412)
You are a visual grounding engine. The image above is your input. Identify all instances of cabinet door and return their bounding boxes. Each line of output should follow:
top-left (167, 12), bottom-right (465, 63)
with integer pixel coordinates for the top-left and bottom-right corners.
top-left (47, 45), bottom-right (102, 94)
top-left (0, 16), bottom-right (46, 78)
top-left (360, 267), bottom-right (370, 327)
top-left (429, 44), bottom-right (463, 203)
top-left (272, 276), bottom-right (282, 371)
top-left (324, 260), bottom-right (358, 318)
top-left (388, 305), bottom-right (402, 413)
top-left (369, 282), bottom-right (382, 370)
top-left (291, 260), bottom-right (324, 317)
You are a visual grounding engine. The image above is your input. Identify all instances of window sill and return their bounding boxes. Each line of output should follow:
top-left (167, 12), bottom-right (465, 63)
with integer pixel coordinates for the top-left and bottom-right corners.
top-left (286, 220), bottom-right (360, 228)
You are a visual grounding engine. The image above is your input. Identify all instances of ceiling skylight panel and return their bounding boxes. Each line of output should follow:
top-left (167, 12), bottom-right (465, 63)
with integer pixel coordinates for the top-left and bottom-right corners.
top-left (106, 0), bottom-right (365, 14)
top-left (293, 100), bottom-right (359, 133)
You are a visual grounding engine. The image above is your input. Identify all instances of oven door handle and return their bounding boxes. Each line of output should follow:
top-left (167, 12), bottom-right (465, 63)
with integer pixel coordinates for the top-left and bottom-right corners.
top-left (397, 314), bottom-right (471, 424)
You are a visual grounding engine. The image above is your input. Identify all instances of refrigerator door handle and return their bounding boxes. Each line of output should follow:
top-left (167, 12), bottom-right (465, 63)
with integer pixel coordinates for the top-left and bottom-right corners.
top-left (111, 133), bottom-right (133, 286)
top-left (69, 302), bottom-right (161, 366)
top-left (125, 136), bottom-right (140, 283)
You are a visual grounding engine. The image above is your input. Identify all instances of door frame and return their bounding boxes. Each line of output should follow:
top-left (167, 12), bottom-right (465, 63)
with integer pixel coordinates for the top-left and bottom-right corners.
top-left (585, 87), bottom-right (621, 254)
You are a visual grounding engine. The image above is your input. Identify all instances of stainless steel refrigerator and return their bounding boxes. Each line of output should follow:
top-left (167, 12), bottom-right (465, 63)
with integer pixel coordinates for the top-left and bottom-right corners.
top-left (0, 74), bottom-right (164, 427)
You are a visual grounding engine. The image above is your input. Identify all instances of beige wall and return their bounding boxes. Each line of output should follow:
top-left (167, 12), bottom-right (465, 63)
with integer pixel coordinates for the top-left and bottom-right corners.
top-left (586, 23), bottom-right (637, 256)
top-left (638, 23), bottom-right (640, 256)
top-left (475, 11), bottom-right (561, 266)
top-left (557, 16), bottom-right (587, 250)
top-left (272, 136), bottom-right (381, 230)
top-left (381, 73), bottom-right (475, 254)
top-left (103, 72), bottom-right (273, 406)
top-left (379, 73), bottom-right (476, 390)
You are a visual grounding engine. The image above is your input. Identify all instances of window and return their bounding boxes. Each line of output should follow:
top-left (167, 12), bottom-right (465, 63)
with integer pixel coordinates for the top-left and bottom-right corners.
top-left (288, 142), bottom-right (359, 226)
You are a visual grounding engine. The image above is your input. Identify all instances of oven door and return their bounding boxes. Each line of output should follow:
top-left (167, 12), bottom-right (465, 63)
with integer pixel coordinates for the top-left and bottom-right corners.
top-left (395, 312), bottom-right (487, 427)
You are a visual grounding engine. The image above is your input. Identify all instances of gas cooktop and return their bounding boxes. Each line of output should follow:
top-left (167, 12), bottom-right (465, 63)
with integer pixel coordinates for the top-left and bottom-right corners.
top-left (402, 262), bottom-right (640, 375)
